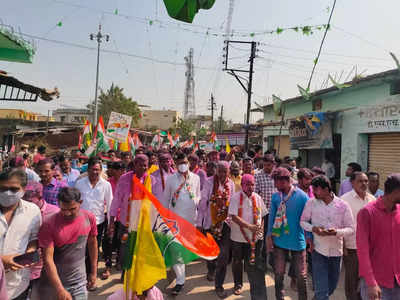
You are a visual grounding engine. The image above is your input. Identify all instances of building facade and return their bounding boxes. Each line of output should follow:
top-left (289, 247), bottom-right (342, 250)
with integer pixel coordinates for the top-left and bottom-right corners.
top-left (255, 69), bottom-right (400, 186)
top-left (52, 108), bottom-right (91, 124)
top-left (138, 109), bottom-right (180, 130)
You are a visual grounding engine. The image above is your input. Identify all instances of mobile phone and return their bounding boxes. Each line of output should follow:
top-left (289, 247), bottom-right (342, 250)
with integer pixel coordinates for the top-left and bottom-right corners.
top-left (13, 251), bottom-right (40, 265)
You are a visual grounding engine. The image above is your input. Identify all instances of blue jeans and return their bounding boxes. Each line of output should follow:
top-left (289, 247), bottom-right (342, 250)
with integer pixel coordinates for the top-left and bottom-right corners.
top-left (66, 285), bottom-right (88, 300)
top-left (360, 278), bottom-right (400, 300)
top-left (312, 251), bottom-right (341, 300)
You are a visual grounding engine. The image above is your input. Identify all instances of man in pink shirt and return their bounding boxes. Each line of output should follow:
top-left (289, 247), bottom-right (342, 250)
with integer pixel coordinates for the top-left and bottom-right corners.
top-left (22, 182), bottom-right (59, 281)
top-left (357, 174), bottom-right (400, 300)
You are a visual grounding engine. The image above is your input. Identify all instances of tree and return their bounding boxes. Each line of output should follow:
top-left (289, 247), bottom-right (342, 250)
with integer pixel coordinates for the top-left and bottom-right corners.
top-left (174, 119), bottom-right (196, 141)
top-left (87, 84), bottom-right (141, 126)
top-left (212, 118), bottom-right (232, 133)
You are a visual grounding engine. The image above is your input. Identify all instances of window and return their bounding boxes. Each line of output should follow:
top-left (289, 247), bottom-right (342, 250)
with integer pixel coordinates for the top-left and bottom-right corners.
top-left (60, 116), bottom-right (66, 123)
top-left (390, 80), bottom-right (400, 95)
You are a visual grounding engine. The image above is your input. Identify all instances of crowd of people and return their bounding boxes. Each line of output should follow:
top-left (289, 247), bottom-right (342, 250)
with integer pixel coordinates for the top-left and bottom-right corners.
top-left (0, 143), bottom-right (399, 300)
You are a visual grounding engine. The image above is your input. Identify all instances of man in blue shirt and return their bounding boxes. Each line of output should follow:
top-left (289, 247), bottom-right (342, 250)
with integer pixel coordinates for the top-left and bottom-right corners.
top-left (367, 171), bottom-right (384, 198)
top-left (267, 167), bottom-right (309, 300)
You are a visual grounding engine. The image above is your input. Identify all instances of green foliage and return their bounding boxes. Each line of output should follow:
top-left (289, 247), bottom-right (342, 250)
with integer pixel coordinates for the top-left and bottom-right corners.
top-left (87, 84), bottom-right (141, 126)
top-left (175, 119), bottom-right (196, 140)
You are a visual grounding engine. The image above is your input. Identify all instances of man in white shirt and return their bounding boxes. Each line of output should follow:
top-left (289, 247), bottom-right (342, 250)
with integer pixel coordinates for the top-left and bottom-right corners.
top-left (163, 152), bottom-right (201, 295)
top-left (301, 175), bottom-right (354, 300)
top-left (321, 157), bottom-right (335, 181)
top-left (74, 157), bottom-right (113, 283)
top-left (341, 172), bottom-right (375, 300)
top-left (0, 168), bottom-right (41, 300)
top-left (229, 174), bottom-right (267, 300)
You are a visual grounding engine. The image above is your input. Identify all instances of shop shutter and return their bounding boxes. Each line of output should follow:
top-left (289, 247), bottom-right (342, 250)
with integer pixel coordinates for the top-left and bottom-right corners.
top-left (368, 133), bottom-right (400, 186)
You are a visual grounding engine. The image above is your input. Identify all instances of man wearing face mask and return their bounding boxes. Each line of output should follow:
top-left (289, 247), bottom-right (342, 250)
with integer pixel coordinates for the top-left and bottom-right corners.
top-left (163, 152), bottom-right (201, 295)
top-left (341, 172), bottom-right (375, 300)
top-left (0, 169), bottom-right (41, 300)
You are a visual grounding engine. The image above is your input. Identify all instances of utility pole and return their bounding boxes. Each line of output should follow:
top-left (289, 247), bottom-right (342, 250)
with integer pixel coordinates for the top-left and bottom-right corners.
top-left (209, 93), bottom-right (216, 132)
top-left (90, 24), bottom-right (109, 125)
top-left (223, 40), bottom-right (257, 152)
top-left (219, 105), bottom-right (224, 134)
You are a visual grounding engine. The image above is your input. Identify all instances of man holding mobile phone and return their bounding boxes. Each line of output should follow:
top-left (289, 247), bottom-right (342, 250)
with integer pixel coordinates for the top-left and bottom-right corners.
top-left (0, 168), bottom-right (42, 300)
top-left (300, 175), bottom-right (355, 300)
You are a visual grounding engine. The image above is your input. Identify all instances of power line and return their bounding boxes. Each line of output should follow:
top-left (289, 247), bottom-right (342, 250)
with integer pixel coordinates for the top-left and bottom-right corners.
top-left (18, 32), bottom-right (217, 70)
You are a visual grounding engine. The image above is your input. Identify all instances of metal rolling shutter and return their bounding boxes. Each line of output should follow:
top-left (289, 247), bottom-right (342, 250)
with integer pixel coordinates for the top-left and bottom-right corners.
top-left (368, 133), bottom-right (400, 186)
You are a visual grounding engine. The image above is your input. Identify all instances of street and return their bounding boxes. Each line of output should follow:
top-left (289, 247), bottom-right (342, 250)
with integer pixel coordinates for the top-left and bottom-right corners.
top-left (91, 260), bottom-right (346, 299)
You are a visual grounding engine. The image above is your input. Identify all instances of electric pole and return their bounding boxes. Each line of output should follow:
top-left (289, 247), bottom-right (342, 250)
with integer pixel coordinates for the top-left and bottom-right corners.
top-left (90, 24), bottom-right (109, 125)
top-left (209, 93), bottom-right (216, 132)
top-left (223, 40), bottom-right (257, 152)
top-left (219, 105), bottom-right (224, 134)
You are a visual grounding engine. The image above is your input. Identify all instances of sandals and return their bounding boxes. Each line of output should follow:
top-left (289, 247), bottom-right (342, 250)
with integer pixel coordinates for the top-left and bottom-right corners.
top-left (101, 268), bottom-right (111, 280)
top-left (233, 286), bottom-right (242, 295)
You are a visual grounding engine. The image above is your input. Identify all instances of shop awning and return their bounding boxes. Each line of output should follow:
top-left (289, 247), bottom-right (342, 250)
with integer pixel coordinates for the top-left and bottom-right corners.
top-left (0, 71), bottom-right (60, 102)
top-left (0, 25), bottom-right (35, 63)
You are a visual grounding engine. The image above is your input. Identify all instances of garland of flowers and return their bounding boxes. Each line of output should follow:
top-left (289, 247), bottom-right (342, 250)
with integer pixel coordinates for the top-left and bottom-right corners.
top-left (171, 175), bottom-right (194, 207)
top-left (210, 175), bottom-right (231, 240)
top-left (238, 192), bottom-right (258, 265)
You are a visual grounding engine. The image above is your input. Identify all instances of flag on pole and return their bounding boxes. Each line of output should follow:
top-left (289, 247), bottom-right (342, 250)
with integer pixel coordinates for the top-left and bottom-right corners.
top-left (78, 133), bottom-right (83, 150)
top-left (167, 132), bottom-right (174, 146)
top-left (210, 131), bottom-right (217, 144)
top-left (82, 120), bottom-right (92, 151)
top-left (173, 133), bottom-right (180, 146)
top-left (151, 134), bottom-right (161, 150)
top-left (94, 116), bottom-right (110, 154)
top-left (225, 137), bottom-right (231, 153)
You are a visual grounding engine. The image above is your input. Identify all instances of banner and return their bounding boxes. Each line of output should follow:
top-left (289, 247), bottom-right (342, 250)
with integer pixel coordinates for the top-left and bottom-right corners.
top-left (107, 112), bottom-right (132, 143)
top-left (289, 112), bottom-right (333, 150)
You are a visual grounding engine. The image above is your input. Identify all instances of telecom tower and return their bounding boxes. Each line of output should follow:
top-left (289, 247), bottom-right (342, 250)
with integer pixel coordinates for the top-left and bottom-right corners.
top-left (183, 48), bottom-right (196, 119)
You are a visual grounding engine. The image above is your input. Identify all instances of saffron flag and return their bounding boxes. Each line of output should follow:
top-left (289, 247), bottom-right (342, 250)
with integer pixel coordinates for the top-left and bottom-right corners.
top-left (82, 120), bottom-right (92, 151)
top-left (123, 176), bottom-right (220, 295)
top-left (173, 133), bottom-right (180, 146)
top-left (167, 132), bottom-right (174, 146)
top-left (225, 137), bottom-right (231, 153)
top-left (78, 133), bottom-right (82, 150)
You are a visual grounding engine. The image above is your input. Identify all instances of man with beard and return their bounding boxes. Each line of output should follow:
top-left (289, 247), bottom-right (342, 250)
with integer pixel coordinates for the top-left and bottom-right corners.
top-left (32, 187), bottom-right (98, 300)
top-left (341, 172), bottom-right (375, 300)
top-left (188, 154), bottom-right (207, 191)
top-left (357, 174), bottom-right (400, 300)
top-left (267, 167), bottom-right (309, 300)
top-left (197, 161), bottom-right (234, 298)
top-left (163, 152), bottom-right (201, 295)
top-left (297, 168), bottom-right (314, 198)
top-left (230, 161), bottom-right (242, 193)
top-left (152, 152), bottom-right (175, 201)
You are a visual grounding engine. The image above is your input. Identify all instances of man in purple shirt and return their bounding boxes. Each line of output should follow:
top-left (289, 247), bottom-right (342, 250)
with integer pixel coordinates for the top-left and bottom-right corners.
top-left (339, 162), bottom-right (362, 196)
top-left (152, 152), bottom-right (174, 201)
top-left (37, 158), bottom-right (67, 206)
top-left (357, 174), bottom-right (400, 300)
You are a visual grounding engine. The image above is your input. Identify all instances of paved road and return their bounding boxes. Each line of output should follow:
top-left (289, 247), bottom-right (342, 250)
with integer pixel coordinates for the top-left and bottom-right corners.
top-left (90, 260), bottom-right (346, 299)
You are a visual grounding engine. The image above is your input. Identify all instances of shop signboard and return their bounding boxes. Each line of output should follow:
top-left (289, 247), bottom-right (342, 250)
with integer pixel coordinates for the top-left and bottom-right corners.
top-left (289, 112), bottom-right (333, 150)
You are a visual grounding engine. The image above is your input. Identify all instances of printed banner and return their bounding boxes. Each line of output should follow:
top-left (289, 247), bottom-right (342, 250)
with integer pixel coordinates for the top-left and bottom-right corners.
top-left (289, 112), bottom-right (333, 150)
top-left (106, 112), bottom-right (132, 143)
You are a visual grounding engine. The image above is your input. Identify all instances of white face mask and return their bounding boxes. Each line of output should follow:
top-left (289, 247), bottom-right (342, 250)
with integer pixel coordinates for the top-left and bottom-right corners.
top-left (0, 190), bottom-right (24, 207)
top-left (178, 163), bottom-right (189, 173)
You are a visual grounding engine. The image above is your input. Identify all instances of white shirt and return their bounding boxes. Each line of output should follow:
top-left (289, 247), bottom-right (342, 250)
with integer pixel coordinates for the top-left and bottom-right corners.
top-left (162, 172), bottom-right (201, 224)
top-left (300, 196), bottom-right (354, 257)
top-left (75, 177), bottom-right (113, 224)
top-left (229, 191), bottom-right (267, 243)
top-left (341, 190), bottom-right (375, 249)
top-left (321, 161), bottom-right (335, 179)
top-left (0, 200), bottom-right (41, 299)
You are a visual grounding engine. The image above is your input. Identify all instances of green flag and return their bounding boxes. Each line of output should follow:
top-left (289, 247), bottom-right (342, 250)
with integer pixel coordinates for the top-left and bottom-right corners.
top-left (163, 0), bottom-right (216, 23)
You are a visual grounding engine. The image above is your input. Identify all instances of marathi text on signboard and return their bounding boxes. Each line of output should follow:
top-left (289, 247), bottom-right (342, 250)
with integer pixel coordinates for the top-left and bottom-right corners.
top-left (106, 112), bottom-right (132, 143)
top-left (289, 112), bottom-right (333, 150)
top-left (359, 101), bottom-right (400, 130)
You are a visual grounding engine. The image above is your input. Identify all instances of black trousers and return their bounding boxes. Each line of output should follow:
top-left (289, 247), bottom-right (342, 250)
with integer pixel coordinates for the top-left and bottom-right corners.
top-left (232, 240), bottom-right (267, 300)
top-left (210, 224), bottom-right (232, 290)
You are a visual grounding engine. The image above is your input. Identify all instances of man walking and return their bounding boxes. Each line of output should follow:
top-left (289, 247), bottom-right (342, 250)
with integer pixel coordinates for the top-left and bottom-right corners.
top-left (0, 169), bottom-right (41, 300)
top-left (301, 175), bottom-right (354, 300)
top-left (163, 152), bottom-right (201, 295)
top-left (74, 157), bottom-right (113, 284)
top-left (37, 158), bottom-right (67, 206)
top-left (32, 187), bottom-right (98, 300)
top-left (341, 172), bottom-right (375, 300)
top-left (357, 174), bottom-right (400, 300)
top-left (197, 161), bottom-right (234, 298)
top-left (267, 167), bottom-right (309, 300)
top-left (229, 174), bottom-right (268, 300)
top-left (339, 162), bottom-right (362, 196)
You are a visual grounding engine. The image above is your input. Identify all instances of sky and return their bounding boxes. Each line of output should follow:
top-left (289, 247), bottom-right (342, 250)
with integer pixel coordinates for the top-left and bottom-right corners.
top-left (1, 0), bottom-right (399, 123)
